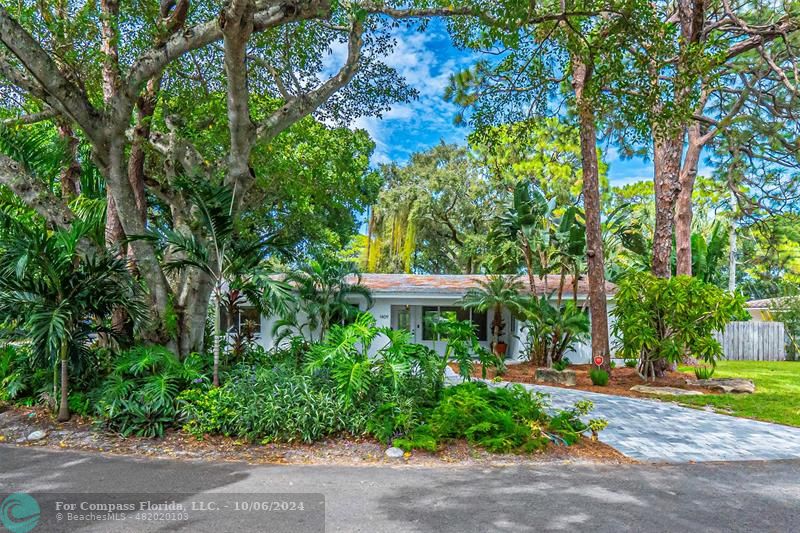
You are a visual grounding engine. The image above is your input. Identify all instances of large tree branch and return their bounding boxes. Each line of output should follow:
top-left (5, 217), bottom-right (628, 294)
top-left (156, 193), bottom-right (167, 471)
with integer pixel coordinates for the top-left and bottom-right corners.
top-left (222, 0), bottom-right (256, 198)
top-left (0, 153), bottom-right (74, 229)
top-left (0, 6), bottom-right (104, 144)
top-left (1, 108), bottom-right (58, 125)
top-left (125, 0), bottom-right (330, 99)
top-left (255, 19), bottom-right (364, 143)
top-left (722, 17), bottom-right (799, 62)
top-left (99, 0), bottom-right (121, 102)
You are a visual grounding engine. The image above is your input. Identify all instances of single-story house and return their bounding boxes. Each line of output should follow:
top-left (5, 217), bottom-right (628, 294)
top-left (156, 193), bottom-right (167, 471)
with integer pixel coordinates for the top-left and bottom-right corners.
top-left (228, 274), bottom-right (617, 365)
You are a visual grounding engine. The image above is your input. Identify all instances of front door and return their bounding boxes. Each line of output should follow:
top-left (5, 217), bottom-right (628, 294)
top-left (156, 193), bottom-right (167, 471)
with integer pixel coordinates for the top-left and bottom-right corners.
top-left (390, 304), bottom-right (415, 341)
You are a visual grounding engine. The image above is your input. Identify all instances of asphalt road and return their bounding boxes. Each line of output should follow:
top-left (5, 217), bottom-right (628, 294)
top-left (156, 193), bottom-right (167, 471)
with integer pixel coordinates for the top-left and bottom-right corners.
top-left (1, 446), bottom-right (799, 533)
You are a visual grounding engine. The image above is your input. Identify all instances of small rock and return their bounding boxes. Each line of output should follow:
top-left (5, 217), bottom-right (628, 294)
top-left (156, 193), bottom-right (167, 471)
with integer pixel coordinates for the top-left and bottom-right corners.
top-left (15, 437), bottom-right (26, 444)
top-left (692, 378), bottom-right (755, 394)
top-left (535, 368), bottom-right (577, 386)
top-left (630, 385), bottom-right (703, 396)
top-left (26, 430), bottom-right (47, 441)
top-left (385, 447), bottom-right (404, 459)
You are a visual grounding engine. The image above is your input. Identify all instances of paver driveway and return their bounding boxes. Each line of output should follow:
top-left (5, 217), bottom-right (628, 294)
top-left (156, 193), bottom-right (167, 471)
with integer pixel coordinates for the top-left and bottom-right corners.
top-left (480, 375), bottom-right (800, 462)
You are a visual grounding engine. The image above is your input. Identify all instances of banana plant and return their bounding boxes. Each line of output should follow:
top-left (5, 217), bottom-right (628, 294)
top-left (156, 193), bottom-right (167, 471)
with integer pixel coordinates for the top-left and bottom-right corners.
top-left (497, 181), bottom-right (556, 291)
top-left (553, 206), bottom-right (586, 305)
top-left (691, 221), bottom-right (727, 284)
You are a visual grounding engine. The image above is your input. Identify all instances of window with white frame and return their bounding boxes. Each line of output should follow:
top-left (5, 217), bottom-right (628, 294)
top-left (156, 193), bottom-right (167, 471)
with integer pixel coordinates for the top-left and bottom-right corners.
top-left (421, 306), bottom-right (488, 341)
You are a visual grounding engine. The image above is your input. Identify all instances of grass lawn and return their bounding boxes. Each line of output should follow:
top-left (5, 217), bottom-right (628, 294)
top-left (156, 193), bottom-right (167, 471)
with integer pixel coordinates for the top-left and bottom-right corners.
top-left (675, 360), bottom-right (800, 427)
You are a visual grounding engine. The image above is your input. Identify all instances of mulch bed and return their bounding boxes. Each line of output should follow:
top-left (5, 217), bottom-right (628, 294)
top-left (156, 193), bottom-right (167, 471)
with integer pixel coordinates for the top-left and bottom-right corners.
top-left (454, 362), bottom-right (721, 398)
top-left (0, 404), bottom-right (632, 466)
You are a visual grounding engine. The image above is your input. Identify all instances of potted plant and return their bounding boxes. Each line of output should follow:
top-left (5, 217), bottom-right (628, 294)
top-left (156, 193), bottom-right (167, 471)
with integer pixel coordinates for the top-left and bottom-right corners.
top-left (494, 339), bottom-right (508, 356)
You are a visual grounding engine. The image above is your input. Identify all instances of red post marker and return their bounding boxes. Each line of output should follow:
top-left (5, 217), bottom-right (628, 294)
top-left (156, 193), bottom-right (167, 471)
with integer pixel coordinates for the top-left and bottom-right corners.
top-left (593, 355), bottom-right (604, 366)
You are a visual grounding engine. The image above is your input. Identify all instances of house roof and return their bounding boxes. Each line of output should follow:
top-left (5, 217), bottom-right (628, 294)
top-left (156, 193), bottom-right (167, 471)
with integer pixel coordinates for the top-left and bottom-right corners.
top-left (350, 274), bottom-right (616, 296)
top-left (746, 296), bottom-right (796, 309)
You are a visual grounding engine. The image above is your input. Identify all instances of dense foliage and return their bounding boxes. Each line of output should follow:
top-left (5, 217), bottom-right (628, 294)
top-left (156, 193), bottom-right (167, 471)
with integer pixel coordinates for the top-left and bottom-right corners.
top-left (95, 346), bottom-right (207, 438)
top-left (176, 313), bottom-right (604, 451)
top-left (394, 383), bottom-right (603, 453)
top-left (612, 272), bottom-right (749, 379)
top-left (519, 297), bottom-right (590, 367)
top-left (0, 217), bottom-right (144, 421)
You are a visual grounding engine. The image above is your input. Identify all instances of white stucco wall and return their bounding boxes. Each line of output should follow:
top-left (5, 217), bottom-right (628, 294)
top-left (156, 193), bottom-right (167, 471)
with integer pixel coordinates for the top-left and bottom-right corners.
top-left (245, 291), bottom-right (618, 366)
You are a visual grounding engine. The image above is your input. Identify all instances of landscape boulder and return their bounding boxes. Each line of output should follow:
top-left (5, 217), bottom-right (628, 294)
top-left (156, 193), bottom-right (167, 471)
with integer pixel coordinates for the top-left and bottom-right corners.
top-left (535, 368), bottom-right (577, 386)
top-left (385, 447), bottom-right (405, 459)
top-left (630, 385), bottom-right (703, 396)
top-left (692, 378), bottom-right (755, 394)
top-left (26, 430), bottom-right (47, 441)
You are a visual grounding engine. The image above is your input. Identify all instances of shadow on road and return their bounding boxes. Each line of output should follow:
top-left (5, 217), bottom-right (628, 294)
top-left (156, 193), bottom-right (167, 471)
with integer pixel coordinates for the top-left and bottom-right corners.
top-left (377, 461), bottom-right (800, 532)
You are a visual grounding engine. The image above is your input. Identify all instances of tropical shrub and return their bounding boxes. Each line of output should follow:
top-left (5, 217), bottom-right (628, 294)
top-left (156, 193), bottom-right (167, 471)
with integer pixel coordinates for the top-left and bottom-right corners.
top-left (457, 275), bottom-right (525, 353)
top-left (0, 219), bottom-right (145, 421)
top-left (694, 364), bottom-right (715, 380)
top-left (589, 368), bottom-right (609, 386)
top-left (394, 383), bottom-right (604, 453)
top-left (273, 257), bottom-right (372, 343)
top-left (179, 316), bottom-right (607, 452)
top-left (429, 315), bottom-right (502, 381)
top-left (180, 363), bottom-right (370, 442)
top-left (0, 344), bottom-right (33, 402)
top-left (552, 357), bottom-right (571, 372)
top-left (181, 315), bottom-right (442, 443)
top-left (611, 272), bottom-right (748, 380)
top-left (96, 346), bottom-right (207, 438)
top-left (306, 313), bottom-right (443, 405)
top-left (149, 182), bottom-right (293, 388)
top-left (623, 358), bottom-right (638, 368)
top-left (519, 296), bottom-right (589, 367)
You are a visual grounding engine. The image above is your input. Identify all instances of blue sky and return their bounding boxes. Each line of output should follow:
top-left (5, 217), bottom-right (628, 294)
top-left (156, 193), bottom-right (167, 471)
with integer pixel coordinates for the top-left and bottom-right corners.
top-left (337, 20), bottom-right (713, 186)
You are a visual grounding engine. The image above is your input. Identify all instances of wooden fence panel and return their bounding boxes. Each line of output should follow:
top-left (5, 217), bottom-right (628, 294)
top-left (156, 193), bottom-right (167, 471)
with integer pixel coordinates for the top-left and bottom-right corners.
top-left (714, 321), bottom-right (786, 361)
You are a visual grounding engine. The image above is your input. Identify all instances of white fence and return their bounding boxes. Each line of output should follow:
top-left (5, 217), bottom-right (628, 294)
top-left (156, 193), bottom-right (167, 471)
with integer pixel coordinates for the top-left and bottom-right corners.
top-left (715, 321), bottom-right (786, 361)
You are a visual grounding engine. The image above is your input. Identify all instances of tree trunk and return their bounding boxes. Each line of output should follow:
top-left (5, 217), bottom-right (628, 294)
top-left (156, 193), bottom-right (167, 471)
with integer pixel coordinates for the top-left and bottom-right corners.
top-left (105, 136), bottom-right (175, 347)
top-left (651, 132), bottom-right (683, 278)
top-left (56, 339), bottom-right (70, 422)
top-left (522, 238), bottom-right (536, 293)
top-left (675, 123), bottom-right (704, 276)
top-left (728, 192), bottom-right (737, 292)
top-left (213, 285), bottom-right (222, 387)
top-left (491, 303), bottom-right (502, 352)
top-left (571, 56), bottom-right (611, 373)
top-left (176, 268), bottom-right (214, 356)
top-left (57, 120), bottom-right (80, 198)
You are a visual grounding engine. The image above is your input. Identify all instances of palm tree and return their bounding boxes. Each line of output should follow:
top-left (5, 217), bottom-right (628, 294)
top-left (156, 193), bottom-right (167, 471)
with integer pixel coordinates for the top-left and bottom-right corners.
top-left (282, 258), bottom-right (373, 341)
top-left (0, 218), bottom-right (145, 421)
top-left (151, 184), bottom-right (291, 386)
top-left (457, 275), bottom-right (525, 353)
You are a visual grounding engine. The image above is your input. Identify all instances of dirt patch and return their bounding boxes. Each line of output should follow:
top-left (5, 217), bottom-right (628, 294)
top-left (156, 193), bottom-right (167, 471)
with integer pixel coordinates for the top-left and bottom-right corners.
top-left (0, 404), bottom-right (632, 467)
top-left (453, 362), bottom-right (720, 398)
